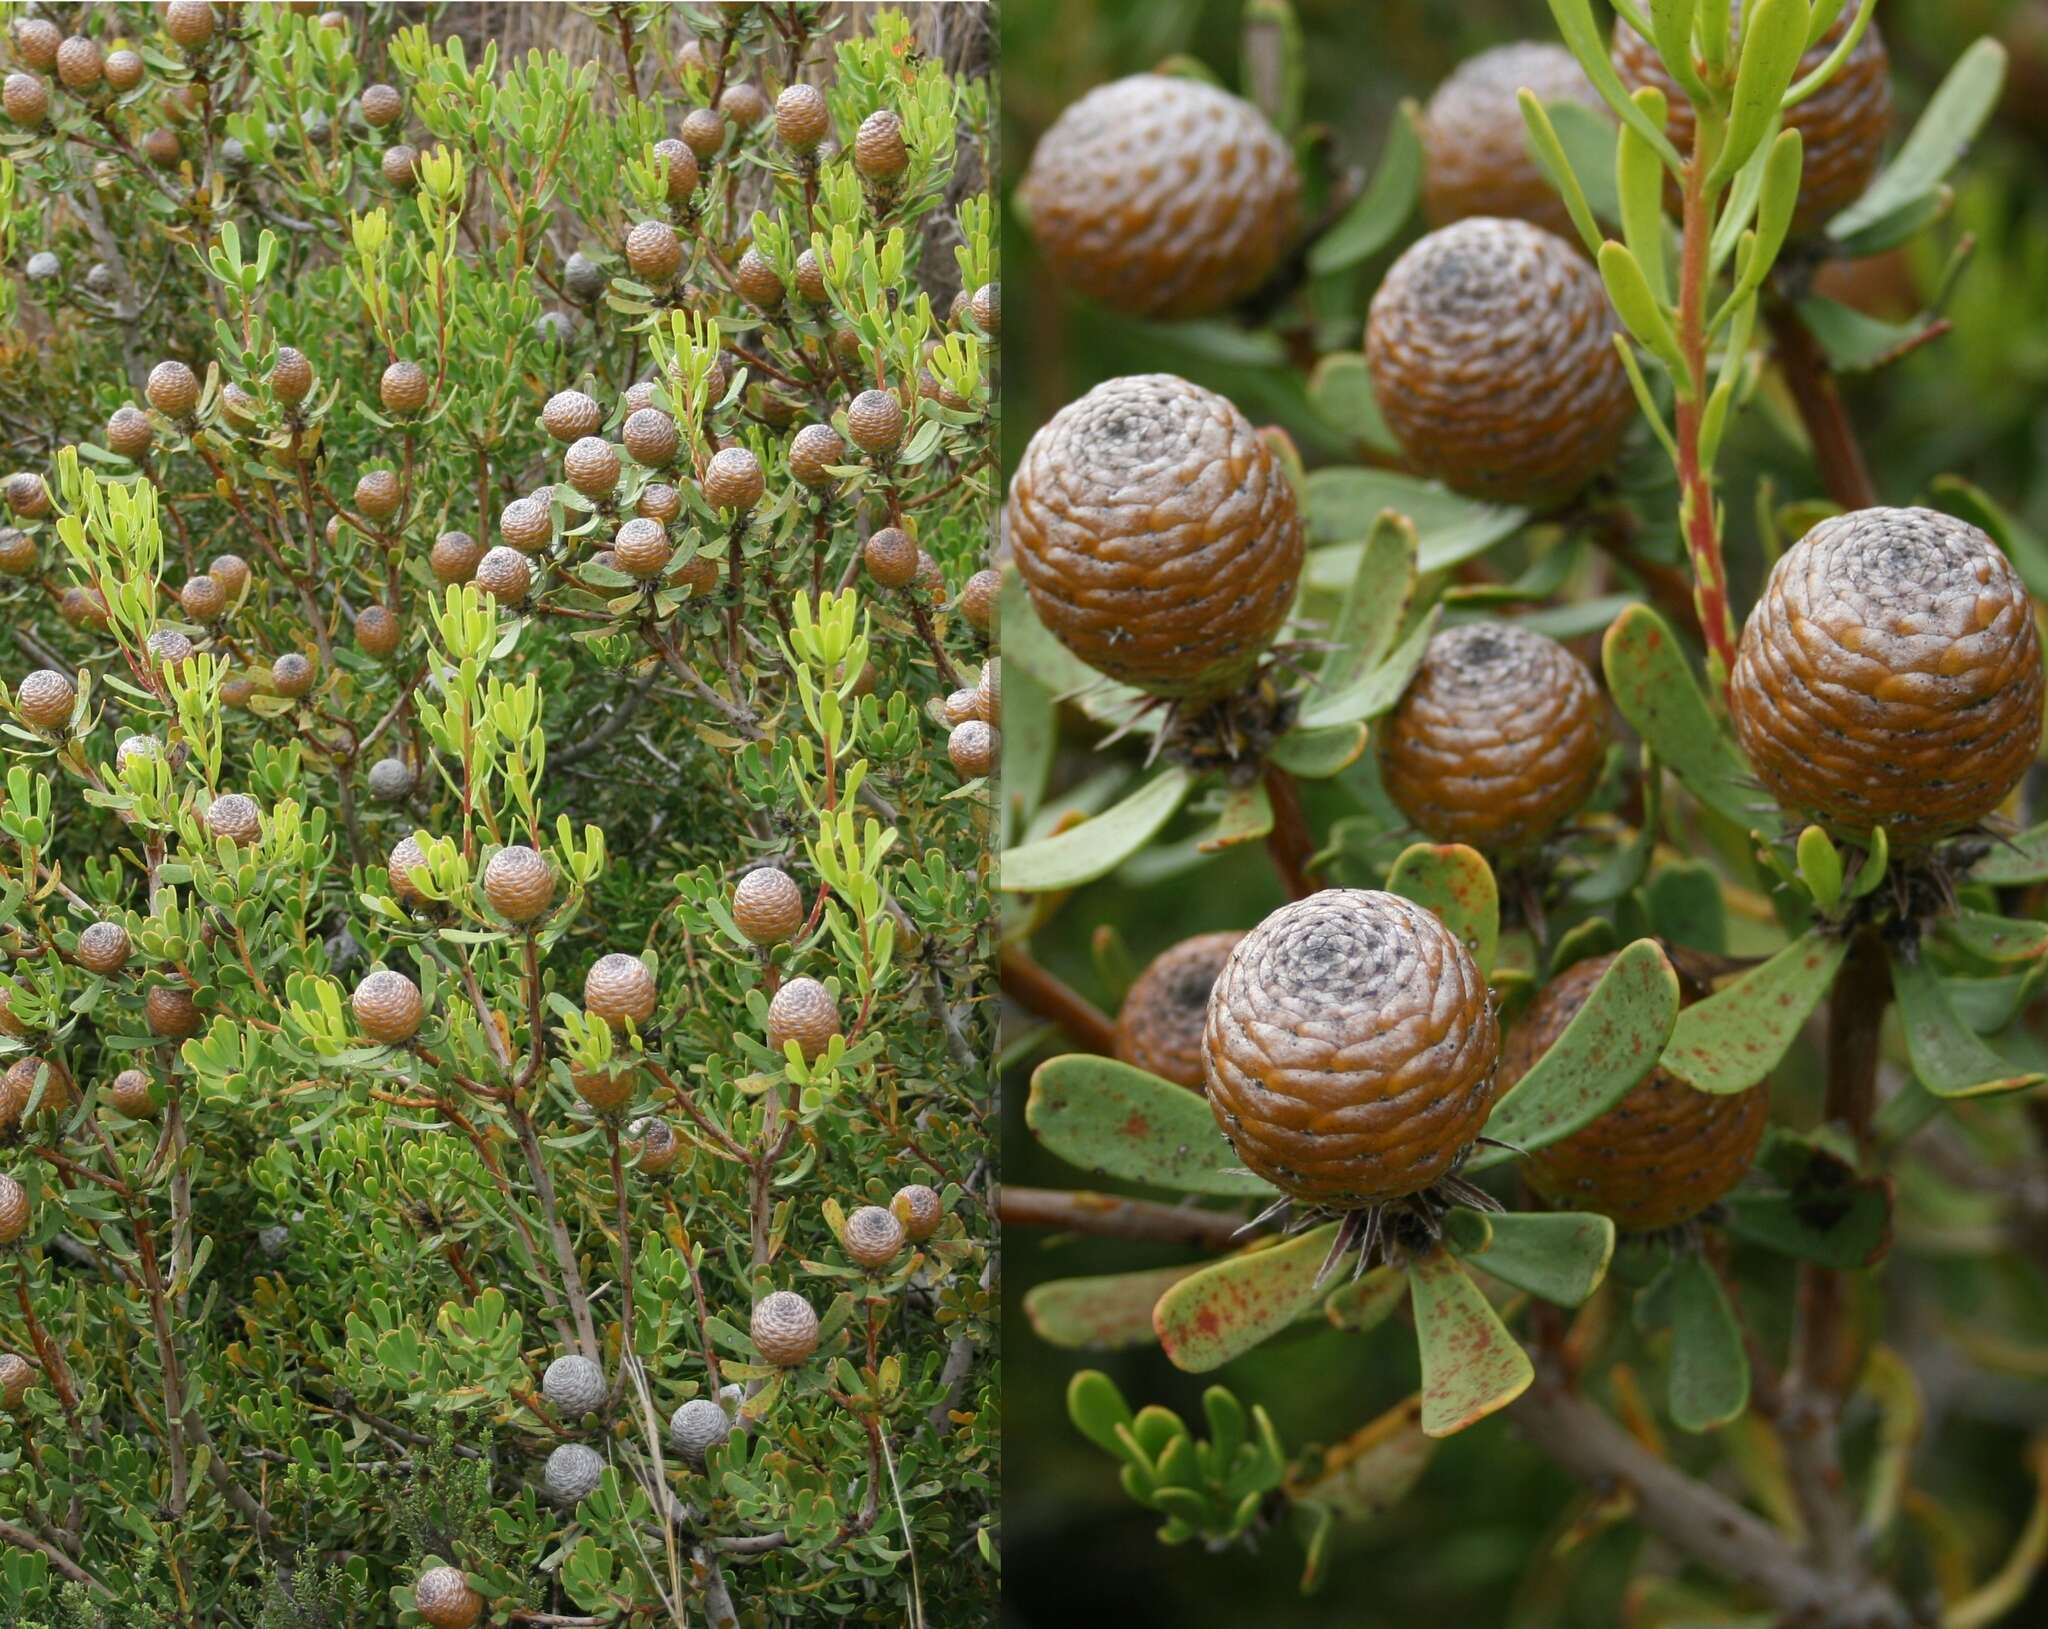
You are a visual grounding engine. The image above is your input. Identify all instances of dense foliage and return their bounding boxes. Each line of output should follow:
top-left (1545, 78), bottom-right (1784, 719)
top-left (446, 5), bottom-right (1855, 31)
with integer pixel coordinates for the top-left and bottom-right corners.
top-left (1000, 2), bottom-right (2048, 1627)
top-left (0, 3), bottom-right (996, 1624)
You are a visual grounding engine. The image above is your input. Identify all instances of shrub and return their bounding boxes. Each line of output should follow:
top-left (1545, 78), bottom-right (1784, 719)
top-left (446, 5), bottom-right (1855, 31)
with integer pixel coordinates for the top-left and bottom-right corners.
top-left (1000, 2), bottom-right (2048, 1625)
top-left (0, 4), bottom-right (995, 1623)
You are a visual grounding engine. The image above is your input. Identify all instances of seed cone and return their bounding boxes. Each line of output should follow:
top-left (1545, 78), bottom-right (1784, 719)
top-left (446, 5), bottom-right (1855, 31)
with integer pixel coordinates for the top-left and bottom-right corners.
top-left (670, 1396), bottom-right (731, 1464)
top-left (146, 984), bottom-right (202, 1039)
top-left (1379, 622), bottom-right (1607, 854)
top-left (413, 1566), bottom-right (482, 1629)
top-left (892, 1183), bottom-right (943, 1241)
top-left (627, 1114), bottom-right (679, 1172)
top-left (110, 1068), bottom-right (155, 1119)
top-left (1368, 217), bottom-right (1632, 507)
top-left (1115, 931), bottom-right (1246, 1091)
top-left (542, 1352), bottom-right (606, 1415)
top-left (0, 1175), bottom-right (27, 1245)
top-left (751, 1289), bottom-right (819, 1365)
top-left (76, 921), bottom-right (130, 974)
top-left (1020, 75), bottom-right (1299, 319)
top-left (353, 969), bottom-right (423, 1044)
top-left (843, 1204), bottom-right (905, 1268)
top-left (732, 866), bottom-right (804, 945)
top-left (0, 1351), bottom-right (35, 1407)
top-left (846, 388), bottom-right (904, 456)
top-left (853, 108), bottom-right (908, 179)
top-left (585, 953), bottom-right (657, 1028)
top-left (483, 845), bottom-right (554, 923)
top-left (16, 670), bottom-right (74, 730)
top-left (1204, 889), bottom-right (1501, 1207)
top-left (545, 1441), bottom-right (605, 1504)
top-left (1510, 953), bottom-right (1768, 1230)
top-left (863, 527), bottom-right (917, 589)
top-left (1422, 43), bottom-right (1604, 238)
top-left (1614, 8), bottom-right (1891, 233)
top-left (1727, 507), bottom-right (2045, 845)
top-left (703, 447), bottom-right (764, 511)
top-left (1005, 374), bottom-right (1304, 698)
top-left (0, 1057), bottom-right (74, 1131)
top-left (767, 976), bottom-right (840, 1061)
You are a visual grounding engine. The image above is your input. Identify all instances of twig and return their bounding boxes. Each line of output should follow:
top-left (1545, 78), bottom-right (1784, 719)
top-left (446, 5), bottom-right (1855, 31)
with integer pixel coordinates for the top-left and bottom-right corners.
top-left (1766, 296), bottom-right (1880, 512)
top-left (999, 1185), bottom-right (1248, 1250)
top-left (1262, 766), bottom-right (1319, 901)
top-left (1513, 1357), bottom-right (1908, 1629)
top-left (997, 945), bottom-right (1117, 1055)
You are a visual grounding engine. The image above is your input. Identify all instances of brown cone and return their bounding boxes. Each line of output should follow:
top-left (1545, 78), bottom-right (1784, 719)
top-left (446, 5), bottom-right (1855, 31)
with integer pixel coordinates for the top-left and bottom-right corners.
top-left (1378, 622), bottom-right (1608, 854)
top-left (1422, 43), bottom-right (1605, 239)
top-left (1727, 507), bottom-right (2045, 845)
top-left (1020, 75), bottom-right (1299, 320)
top-left (1510, 952), bottom-right (1769, 1231)
top-left (1204, 889), bottom-right (1500, 1207)
top-left (1114, 931), bottom-right (1245, 1091)
top-left (1005, 374), bottom-right (1304, 698)
top-left (1367, 217), bottom-right (1632, 508)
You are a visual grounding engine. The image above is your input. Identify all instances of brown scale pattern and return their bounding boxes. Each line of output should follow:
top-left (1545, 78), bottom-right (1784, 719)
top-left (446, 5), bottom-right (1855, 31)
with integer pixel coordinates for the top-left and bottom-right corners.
top-left (1378, 622), bottom-right (1608, 854)
top-left (1203, 890), bottom-right (1501, 1207)
top-left (1727, 507), bottom-right (2044, 845)
top-left (1367, 217), bottom-right (1633, 508)
top-left (1422, 43), bottom-right (1605, 239)
top-left (1510, 953), bottom-right (1769, 1231)
top-left (1613, 10), bottom-right (1891, 233)
top-left (1114, 930), bottom-right (1245, 1091)
top-left (1004, 374), bottom-right (1304, 698)
top-left (1020, 75), bottom-right (1299, 320)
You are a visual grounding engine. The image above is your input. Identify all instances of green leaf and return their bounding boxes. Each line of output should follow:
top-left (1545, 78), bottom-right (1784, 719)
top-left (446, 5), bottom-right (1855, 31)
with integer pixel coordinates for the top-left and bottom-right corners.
top-left (1650, 0), bottom-right (1709, 102)
top-left (1470, 939), bottom-right (1681, 1171)
top-left (999, 769), bottom-right (1193, 892)
top-left (1155, 1225), bottom-right (1340, 1372)
top-left (1662, 1253), bottom-right (1751, 1431)
top-left (1545, 0), bottom-right (1683, 171)
top-left (1519, 93), bottom-right (1608, 257)
top-left (1445, 1208), bottom-right (1616, 1306)
top-left (1295, 604), bottom-right (1441, 729)
top-left (1385, 843), bottom-right (1498, 975)
top-left (1939, 909), bottom-right (2048, 966)
top-left (1068, 1369), bottom-right (1137, 1458)
top-left (1322, 1263), bottom-right (1410, 1332)
top-left (1304, 469), bottom-right (1528, 576)
top-left (1026, 1055), bottom-right (1274, 1197)
top-left (1312, 509), bottom-right (1417, 699)
top-left (1600, 242), bottom-right (1691, 385)
top-left (1708, 0), bottom-right (1808, 187)
top-left (1287, 1395), bottom-right (1435, 1525)
top-left (1306, 353), bottom-right (1399, 452)
top-left (1267, 722), bottom-right (1369, 780)
top-left (1545, 99), bottom-right (1624, 226)
top-left (1826, 186), bottom-right (1953, 259)
top-left (1307, 101), bottom-right (1422, 274)
top-left (1193, 782), bottom-right (1275, 853)
top-left (1828, 38), bottom-right (2006, 241)
top-left (1794, 296), bottom-right (1941, 374)
top-left (1645, 859), bottom-right (1729, 952)
top-left (1720, 1129), bottom-right (1892, 1268)
top-left (1027, 1264), bottom-right (1205, 1351)
top-left (1888, 947), bottom-right (2046, 1099)
top-left (1601, 605), bottom-right (1757, 829)
top-left (1001, 658), bottom-right (1056, 836)
top-left (1617, 89), bottom-right (1672, 303)
top-left (1971, 819), bottom-right (2048, 886)
top-left (1796, 825), bottom-right (1842, 909)
top-left (1408, 1247), bottom-right (1534, 1438)
top-left (1661, 930), bottom-right (1849, 1093)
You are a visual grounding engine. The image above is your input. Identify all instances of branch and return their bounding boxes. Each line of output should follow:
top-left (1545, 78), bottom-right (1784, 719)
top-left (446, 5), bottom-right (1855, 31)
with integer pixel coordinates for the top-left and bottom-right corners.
top-left (0, 1516), bottom-right (111, 1597)
top-left (998, 945), bottom-right (1117, 1055)
top-left (1262, 766), bottom-right (1319, 901)
top-left (1512, 1361), bottom-right (1909, 1629)
top-left (999, 1185), bottom-right (1248, 1250)
top-left (1766, 296), bottom-right (1879, 512)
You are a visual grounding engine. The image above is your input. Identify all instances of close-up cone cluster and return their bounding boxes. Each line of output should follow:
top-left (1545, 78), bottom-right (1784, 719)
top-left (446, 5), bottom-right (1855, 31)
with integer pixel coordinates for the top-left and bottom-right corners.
top-left (1000, 3), bottom-right (2048, 1626)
